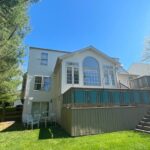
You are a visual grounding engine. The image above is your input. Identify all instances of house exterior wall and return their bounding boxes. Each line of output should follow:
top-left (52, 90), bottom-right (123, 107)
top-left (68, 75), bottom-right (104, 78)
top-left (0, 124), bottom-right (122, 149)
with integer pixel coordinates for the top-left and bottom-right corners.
top-left (22, 47), bottom-right (68, 122)
top-left (117, 73), bottom-right (138, 88)
top-left (23, 46), bottom-right (120, 123)
top-left (61, 49), bottom-right (119, 94)
top-left (128, 63), bottom-right (150, 76)
top-left (52, 64), bottom-right (63, 123)
top-left (61, 105), bottom-right (150, 136)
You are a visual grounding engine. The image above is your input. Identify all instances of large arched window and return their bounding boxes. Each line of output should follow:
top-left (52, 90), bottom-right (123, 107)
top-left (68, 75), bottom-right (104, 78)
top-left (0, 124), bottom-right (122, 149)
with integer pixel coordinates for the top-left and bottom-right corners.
top-left (83, 56), bottom-right (100, 86)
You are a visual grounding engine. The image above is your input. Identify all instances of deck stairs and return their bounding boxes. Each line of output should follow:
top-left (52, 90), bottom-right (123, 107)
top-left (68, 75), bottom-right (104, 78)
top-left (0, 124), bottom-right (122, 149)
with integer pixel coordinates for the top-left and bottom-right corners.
top-left (135, 109), bottom-right (150, 134)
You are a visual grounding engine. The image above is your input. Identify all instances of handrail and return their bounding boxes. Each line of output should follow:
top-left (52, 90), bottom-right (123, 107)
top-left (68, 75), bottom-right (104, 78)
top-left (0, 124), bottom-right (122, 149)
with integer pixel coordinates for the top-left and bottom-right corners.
top-left (63, 87), bottom-right (150, 106)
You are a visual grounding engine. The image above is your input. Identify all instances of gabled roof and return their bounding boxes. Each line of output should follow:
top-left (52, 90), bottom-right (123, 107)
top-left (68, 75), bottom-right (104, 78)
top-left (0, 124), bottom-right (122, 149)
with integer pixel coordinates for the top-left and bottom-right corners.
top-left (58, 45), bottom-right (120, 65)
top-left (54, 45), bottom-right (121, 73)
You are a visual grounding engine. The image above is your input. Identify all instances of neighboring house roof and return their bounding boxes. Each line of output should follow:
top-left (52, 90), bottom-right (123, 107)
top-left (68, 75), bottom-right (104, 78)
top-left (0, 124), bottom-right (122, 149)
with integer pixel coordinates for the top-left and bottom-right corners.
top-left (58, 45), bottom-right (120, 65)
top-left (128, 63), bottom-right (150, 76)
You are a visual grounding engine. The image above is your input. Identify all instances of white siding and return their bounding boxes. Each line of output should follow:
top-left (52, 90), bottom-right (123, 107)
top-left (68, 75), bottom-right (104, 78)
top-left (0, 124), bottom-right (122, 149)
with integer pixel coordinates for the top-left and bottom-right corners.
top-left (23, 47), bottom-right (120, 123)
top-left (23, 48), bottom-right (68, 122)
top-left (61, 49), bottom-right (119, 94)
top-left (128, 63), bottom-right (150, 76)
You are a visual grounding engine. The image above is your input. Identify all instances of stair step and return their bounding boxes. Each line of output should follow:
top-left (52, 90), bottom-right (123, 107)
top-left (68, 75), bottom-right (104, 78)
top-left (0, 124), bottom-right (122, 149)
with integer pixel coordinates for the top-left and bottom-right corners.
top-left (136, 125), bottom-right (150, 131)
top-left (144, 114), bottom-right (150, 118)
top-left (139, 121), bottom-right (150, 126)
top-left (147, 111), bottom-right (150, 115)
top-left (135, 128), bottom-right (150, 134)
top-left (142, 117), bottom-right (150, 122)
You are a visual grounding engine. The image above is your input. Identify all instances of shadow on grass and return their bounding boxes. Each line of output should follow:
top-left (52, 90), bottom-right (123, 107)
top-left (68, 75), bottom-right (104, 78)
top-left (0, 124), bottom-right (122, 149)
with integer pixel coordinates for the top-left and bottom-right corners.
top-left (1, 121), bottom-right (25, 132)
top-left (38, 125), bottom-right (70, 140)
top-left (1, 121), bottom-right (70, 139)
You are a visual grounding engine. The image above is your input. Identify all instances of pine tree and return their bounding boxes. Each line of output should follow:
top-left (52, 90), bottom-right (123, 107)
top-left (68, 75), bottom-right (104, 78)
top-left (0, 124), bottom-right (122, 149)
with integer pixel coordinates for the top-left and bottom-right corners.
top-left (0, 0), bottom-right (38, 120)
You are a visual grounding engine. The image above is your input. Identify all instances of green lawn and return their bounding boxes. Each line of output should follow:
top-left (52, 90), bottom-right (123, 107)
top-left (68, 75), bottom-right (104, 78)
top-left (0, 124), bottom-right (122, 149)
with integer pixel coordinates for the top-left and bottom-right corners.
top-left (0, 122), bottom-right (150, 150)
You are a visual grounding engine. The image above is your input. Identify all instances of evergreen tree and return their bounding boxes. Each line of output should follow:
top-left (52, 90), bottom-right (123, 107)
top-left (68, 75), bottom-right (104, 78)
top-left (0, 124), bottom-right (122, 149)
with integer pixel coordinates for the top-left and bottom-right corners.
top-left (0, 0), bottom-right (38, 120)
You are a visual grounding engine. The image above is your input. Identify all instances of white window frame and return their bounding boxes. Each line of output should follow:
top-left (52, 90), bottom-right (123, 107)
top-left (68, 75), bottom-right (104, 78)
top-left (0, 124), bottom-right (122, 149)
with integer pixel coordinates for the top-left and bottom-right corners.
top-left (31, 101), bottom-right (49, 117)
top-left (66, 62), bottom-right (79, 84)
top-left (41, 52), bottom-right (48, 65)
top-left (103, 65), bottom-right (115, 86)
top-left (34, 75), bottom-right (51, 91)
top-left (83, 56), bottom-right (101, 86)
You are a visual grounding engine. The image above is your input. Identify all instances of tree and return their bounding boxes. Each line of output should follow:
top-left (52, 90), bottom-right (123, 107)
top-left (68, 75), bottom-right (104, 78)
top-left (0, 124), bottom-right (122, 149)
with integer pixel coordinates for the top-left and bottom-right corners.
top-left (0, 0), bottom-right (38, 120)
top-left (143, 38), bottom-right (150, 62)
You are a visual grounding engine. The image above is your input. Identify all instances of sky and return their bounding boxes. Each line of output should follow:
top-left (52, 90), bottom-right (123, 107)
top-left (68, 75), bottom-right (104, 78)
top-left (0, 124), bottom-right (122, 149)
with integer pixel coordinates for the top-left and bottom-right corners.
top-left (24, 0), bottom-right (150, 71)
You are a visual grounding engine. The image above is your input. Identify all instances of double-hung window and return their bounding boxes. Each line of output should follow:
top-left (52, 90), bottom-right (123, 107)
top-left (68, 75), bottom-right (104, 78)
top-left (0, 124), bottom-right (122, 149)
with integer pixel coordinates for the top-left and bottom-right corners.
top-left (34, 76), bottom-right (42, 90)
top-left (34, 76), bottom-right (51, 91)
top-left (103, 65), bottom-right (115, 86)
top-left (43, 77), bottom-right (51, 91)
top-left (66, 62), bottom-right (79, 84)
top-left (41, 52), bottom-right (48, 65)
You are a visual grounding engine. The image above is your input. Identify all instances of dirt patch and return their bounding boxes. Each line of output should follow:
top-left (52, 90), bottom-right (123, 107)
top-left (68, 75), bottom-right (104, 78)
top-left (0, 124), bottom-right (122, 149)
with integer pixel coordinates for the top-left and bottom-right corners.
top-left (0, 121), bottom-right (15, 131)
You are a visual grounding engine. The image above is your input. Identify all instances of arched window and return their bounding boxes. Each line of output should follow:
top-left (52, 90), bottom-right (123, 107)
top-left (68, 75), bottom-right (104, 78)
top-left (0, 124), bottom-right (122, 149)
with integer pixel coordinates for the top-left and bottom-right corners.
top-left (83, 56), bottom-right (100, 86)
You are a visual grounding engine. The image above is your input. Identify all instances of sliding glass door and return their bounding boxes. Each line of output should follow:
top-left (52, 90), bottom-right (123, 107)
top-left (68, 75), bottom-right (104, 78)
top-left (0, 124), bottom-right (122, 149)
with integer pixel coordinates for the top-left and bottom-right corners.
top-left (32, 102), bottom-right (49, 117)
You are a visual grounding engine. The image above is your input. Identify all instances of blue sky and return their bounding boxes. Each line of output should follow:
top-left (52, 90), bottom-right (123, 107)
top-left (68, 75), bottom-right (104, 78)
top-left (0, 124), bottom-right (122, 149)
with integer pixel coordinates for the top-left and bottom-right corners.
top-left (24, 0), bottom-right (150, 71)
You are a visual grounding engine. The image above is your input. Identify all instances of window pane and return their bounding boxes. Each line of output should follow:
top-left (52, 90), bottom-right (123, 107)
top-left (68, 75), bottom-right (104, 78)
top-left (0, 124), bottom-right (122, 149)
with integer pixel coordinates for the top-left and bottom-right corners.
top-left (43, 77), bottom-right (51, 91)
top-left (32, 102), bottom-right (40, 114)
top-left (41, 53), bottom-right (48, 65)
top-left (103, 65), bottom-right (115, 86)
top-left (41, 102), bottom-right (49, 117)
top-left (41, 53), bottom-right (48, 59)
top-left (110, 70), bottom-right (115, 85)
top-left (83, 57), bottom-right (100, 86)
top-left (41, 59), bottom-right (48, 65)
top-left (83, 56), bottom-right (99, 69)
top-left (32, 102), bottom-right (49, 117)
top-left (74, 68), bottom-right (79, 84)
top-left (104, 69), bottom-right (109, 85)
top-left (35, 76), bottom-right (42, 83)
top-left (34, 76), bottom-right (42, 90)
top-left (67, 67), bottom-right (72, 84)
top-left (84, 70), bottom-right (100, 85)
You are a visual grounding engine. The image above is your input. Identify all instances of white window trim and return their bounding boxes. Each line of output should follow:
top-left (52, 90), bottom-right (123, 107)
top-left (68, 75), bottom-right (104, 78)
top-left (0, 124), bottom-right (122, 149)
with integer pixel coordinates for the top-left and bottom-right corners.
top-left (31, 101), bottom-right (50, 117)
top-left (34, 75), bottom-right (51, 91)
top-left (83, 57), bottom-right (101, 86)
top-left (103, 65), bottom-right (116, 86)
top-left (66, 62), bottom-right (79, 85)
top-left (40, 52), bottom-right (48, 65)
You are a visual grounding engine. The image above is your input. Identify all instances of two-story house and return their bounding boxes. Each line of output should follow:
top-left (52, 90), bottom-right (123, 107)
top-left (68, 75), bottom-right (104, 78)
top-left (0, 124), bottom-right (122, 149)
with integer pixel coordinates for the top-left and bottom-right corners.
top-left (22, 46), bottom-right (121, 123)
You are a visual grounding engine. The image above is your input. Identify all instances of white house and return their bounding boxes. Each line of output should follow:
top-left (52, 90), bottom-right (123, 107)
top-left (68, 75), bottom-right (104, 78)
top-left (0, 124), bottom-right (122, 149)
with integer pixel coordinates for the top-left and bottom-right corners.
top-left (127, 63), bottom-right (150, 89)
top-left (128, 63), bottom-right (150, 76)
top-left (22, 46), bottom-right (122, 123)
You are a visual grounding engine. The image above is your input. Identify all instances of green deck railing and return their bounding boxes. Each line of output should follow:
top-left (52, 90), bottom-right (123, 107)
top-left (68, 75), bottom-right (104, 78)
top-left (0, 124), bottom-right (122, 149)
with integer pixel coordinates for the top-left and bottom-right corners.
top-left (63, 88), bottom-right (150, 106)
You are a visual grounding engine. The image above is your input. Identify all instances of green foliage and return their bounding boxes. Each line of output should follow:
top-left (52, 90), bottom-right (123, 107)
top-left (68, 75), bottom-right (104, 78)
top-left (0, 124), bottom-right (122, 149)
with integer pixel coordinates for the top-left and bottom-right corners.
top-left (0, 0), bottom-right (38, 103)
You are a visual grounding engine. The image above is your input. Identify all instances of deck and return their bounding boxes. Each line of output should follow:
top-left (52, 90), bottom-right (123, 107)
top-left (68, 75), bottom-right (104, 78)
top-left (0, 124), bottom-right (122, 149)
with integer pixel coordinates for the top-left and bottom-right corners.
top-left (61, 88), bottom-right (150, 136)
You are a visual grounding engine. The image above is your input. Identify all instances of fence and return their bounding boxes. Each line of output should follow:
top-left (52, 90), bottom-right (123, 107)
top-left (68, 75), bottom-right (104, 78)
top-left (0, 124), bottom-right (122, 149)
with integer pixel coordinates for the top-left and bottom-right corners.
top-left (63, 88), bottom-right (150, 106)
top-left (0, 107), bottom-right (22, 121)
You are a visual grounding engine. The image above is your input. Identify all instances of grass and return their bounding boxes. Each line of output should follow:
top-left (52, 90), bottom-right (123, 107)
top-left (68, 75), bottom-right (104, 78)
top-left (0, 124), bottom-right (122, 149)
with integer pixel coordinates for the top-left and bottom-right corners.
top-left (0, 122), bottom-right (150, 150)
